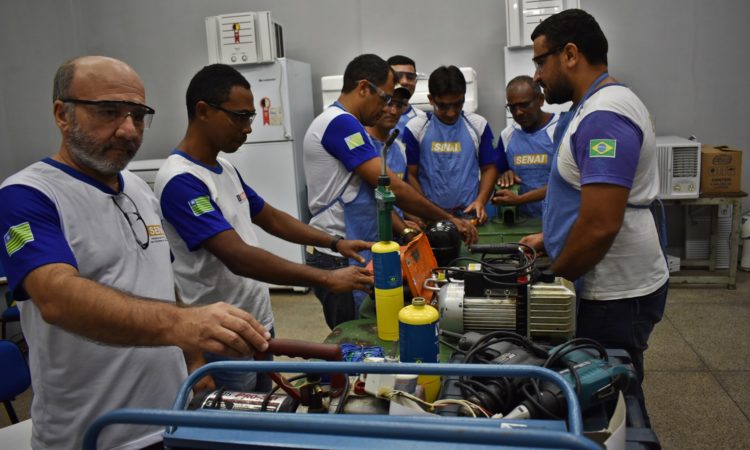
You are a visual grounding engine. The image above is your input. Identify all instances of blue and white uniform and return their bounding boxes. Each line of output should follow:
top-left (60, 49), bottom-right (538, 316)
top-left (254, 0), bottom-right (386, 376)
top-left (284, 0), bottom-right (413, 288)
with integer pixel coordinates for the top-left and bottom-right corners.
top-left (0, 159), bottom-right (187, 450)
top-left (155, 150), bottom-right (274, 391)
top-left (544, 84), bottom-right (669, 300)
top-left (395, 104), bottom-right (427, 136)
top-left (499, 113), bottom-right (559, 218)
top-left (304, 102), bottom-right (381, 259)
top-left (403, 112), bottom-right (497, 212)
top-left (155, 151), bottom-right (273, 327)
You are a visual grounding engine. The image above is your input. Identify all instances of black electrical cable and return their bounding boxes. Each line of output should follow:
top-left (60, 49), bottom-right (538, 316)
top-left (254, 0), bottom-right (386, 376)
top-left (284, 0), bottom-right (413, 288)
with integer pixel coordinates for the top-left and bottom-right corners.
top-left (439, 338), bottom-right (463, 353)
top-left (333, 374), bottom-right (350, 414)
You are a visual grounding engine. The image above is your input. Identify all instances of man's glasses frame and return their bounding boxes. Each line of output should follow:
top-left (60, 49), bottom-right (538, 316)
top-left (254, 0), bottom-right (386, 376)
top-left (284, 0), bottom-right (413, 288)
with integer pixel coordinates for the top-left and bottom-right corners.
top-left (111, 192), bottom-right (149, 249)
top-left (205, 102), bottom-right (257, 128)
top-left (364, 80), bottom-right (393, 105)
top-left (532, 46), bottom-right (565, 70)
top-left (395, 71), bottom-right (418, 82)
top-left (60, 98), bottom-right (156, 129)
top-left (506, 99), bottom-right (537, 113)
top-left (433, 99), bottom-right (465, 112)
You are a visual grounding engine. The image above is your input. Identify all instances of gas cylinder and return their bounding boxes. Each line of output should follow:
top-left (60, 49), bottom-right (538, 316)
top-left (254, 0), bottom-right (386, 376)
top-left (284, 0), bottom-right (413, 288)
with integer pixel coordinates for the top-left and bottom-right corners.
top-left (399, 297), bottom-right (440, 401)
top-left (372, 241), bottom-right (404, 341)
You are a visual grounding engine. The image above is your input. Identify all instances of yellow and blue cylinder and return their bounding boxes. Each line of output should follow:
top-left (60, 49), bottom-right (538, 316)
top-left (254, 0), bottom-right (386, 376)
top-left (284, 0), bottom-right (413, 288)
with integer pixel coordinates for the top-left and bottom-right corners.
top-left (372, 241), bottom-right (403, 341)
top-left (399, 297), bottom-right (440, 401)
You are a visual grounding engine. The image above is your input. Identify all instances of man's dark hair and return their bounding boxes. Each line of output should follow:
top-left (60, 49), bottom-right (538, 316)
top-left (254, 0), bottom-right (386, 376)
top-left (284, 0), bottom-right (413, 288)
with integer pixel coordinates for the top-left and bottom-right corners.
top-left (428, 66), bottom-right (466, 97)
top-left (186, 64), bottom-right (250, 120)
top-left (341, 54), bottom-right (390, 93)
top-left (387, 55), bottom-right (416, 68)
top-left (506, 75), bottom-right (542, 95)
top-left (530, 9), bottom-right (608, 66)
top-left (53, 57), bottom-right (77, 101)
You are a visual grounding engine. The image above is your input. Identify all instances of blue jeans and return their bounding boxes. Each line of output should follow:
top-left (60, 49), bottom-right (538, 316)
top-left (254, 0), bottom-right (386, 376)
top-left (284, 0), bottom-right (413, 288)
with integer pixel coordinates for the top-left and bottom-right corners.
top-left (306, 249), bottom-right (357, 329)
top-left (204, 327), bottom-right (275, 392)
top-left (576, 281), bottom-right (668, 426)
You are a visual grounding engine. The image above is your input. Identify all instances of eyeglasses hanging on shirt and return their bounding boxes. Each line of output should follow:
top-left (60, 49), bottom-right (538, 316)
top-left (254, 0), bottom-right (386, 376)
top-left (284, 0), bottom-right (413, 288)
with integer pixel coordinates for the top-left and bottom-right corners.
top-left (111, 192), bottom-right (150, 249)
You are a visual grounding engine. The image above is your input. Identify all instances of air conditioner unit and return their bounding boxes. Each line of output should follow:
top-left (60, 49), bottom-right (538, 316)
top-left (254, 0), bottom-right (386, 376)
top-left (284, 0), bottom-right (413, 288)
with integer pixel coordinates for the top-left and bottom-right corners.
top-left (206, 11), bottom-right (284, 66)
top-left (655, 136), bottom-right (701, 199)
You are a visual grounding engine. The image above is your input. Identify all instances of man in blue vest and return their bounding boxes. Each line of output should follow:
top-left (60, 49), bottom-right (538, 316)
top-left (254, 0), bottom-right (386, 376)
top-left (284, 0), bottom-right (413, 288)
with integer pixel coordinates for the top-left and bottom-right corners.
top-left (403, 66), bottom-right (499, 224)
top-left (493, 75), bottom-right (559, 218)
top-left (520, 9), bottom-right (669, 425)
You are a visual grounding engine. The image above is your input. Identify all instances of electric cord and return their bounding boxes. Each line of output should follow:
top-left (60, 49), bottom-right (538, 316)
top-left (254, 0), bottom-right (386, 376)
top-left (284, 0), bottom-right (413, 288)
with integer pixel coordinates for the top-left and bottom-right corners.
top-left (260, 374), bottom-right (306, 412)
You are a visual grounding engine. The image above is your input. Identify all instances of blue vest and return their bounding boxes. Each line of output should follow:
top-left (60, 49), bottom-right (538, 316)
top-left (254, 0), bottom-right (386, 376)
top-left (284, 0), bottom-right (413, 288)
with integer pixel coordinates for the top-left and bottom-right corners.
top-left (417, 113), bottom-right (481, 211)
top-left (543, 73), bottom-right (610, 260)
top-left (505, 114), bottom-right (557, 218)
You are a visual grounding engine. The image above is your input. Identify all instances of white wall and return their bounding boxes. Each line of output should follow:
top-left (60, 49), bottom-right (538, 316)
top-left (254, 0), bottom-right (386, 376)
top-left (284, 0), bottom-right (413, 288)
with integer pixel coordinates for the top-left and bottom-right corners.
top-left (2, 0), bottom-right (749, 208)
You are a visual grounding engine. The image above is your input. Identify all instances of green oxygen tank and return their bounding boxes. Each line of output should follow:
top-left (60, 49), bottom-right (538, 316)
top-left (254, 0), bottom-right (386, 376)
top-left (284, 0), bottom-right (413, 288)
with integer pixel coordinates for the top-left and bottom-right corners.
top-left (372, 130), bottom-right (403, 341)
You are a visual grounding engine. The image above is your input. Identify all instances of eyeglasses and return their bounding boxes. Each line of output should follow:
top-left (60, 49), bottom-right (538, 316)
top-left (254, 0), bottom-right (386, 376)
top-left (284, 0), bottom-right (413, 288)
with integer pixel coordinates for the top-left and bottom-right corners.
top-left (205, 102), bottom-right (256, 128)
top-left (433, 99), bottom-right (465, 112)
top-left (532, 46), bottom-right (565, 70)
top-left (395, 71), bottom-right (418, 82)
top-left (60, 98), bottom-right (155, 129)
top-left (364, 80), bottom-right (393, 105)
top-left (506, 99), bottom-right (536, 113)
top-left (111, 192), bottom-right (149, 249)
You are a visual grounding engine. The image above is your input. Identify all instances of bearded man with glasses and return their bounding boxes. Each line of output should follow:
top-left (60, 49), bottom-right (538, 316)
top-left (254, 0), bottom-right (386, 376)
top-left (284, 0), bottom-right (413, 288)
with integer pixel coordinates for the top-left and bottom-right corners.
top-left (0, 56), bottom-right (270, 450)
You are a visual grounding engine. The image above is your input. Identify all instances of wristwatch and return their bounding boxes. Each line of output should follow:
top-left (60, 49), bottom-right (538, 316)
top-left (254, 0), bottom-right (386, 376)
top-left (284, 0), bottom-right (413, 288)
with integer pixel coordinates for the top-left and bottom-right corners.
top-left (329, 235), bottom-right (344, 252)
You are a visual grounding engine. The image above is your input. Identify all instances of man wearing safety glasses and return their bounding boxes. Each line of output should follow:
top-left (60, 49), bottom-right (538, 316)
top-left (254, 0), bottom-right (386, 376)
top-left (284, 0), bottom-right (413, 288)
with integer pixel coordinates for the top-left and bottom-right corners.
top-left (493, 75), bottom-right (559, 218)
top-left (155, 64), bottom-right (376, 391)
top-left (303, 54), bottom-right (477, 329)
top-left (388, 55), bottom-right (427, 136)
top-left (0, 56), bottom-right (271, 450)
top-left (403, 65), bottom-right (499, 224)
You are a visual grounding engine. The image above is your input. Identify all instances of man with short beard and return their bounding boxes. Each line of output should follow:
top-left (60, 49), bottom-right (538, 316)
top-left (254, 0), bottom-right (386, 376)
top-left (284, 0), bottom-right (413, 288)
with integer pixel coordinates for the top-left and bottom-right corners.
top-left (0, 56), bottom-right (270, 450)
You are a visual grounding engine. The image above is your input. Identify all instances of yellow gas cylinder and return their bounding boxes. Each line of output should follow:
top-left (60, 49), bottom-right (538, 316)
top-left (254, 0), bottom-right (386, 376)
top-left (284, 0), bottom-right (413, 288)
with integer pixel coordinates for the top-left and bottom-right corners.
top-left (398, 297), bottom-right (440, 402)
top-left (372, 241), bottom-right (404, 341)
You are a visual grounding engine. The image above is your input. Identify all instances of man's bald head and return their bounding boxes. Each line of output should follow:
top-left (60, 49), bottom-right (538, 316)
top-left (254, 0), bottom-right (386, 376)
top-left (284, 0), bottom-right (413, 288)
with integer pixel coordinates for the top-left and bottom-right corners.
top-left (53, 56), bottom-right (144, 103)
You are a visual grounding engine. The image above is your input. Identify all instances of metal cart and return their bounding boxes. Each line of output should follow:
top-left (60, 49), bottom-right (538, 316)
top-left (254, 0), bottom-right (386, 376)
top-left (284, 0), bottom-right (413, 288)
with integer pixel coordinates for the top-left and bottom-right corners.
top-left (84, 361), bottom-right (602, 450)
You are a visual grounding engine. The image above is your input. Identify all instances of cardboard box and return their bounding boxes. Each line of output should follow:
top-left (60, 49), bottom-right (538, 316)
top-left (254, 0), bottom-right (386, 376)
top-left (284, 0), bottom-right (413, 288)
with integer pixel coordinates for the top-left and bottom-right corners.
top-left (701, 145), bottom-right (742, 194)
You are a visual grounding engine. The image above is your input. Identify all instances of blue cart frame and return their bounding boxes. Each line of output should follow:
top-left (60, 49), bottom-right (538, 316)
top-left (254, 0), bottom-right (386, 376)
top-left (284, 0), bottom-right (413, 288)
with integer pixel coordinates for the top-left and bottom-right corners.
top-left (83, 361), bottom-right (602, 450)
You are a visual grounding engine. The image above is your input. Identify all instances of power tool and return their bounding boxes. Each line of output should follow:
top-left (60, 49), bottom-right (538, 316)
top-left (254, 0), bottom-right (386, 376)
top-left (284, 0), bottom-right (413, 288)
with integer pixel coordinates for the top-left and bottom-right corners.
top-left (504, 340), bottom-right (637, 420)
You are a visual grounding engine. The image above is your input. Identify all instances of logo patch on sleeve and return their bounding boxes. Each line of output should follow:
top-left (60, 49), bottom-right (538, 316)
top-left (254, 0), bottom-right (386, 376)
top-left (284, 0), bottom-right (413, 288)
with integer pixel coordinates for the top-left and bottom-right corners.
top-left (589, 139), bottom-right (616, 158)
top-left (4, 222), bottom-right (34, 256)
top-left (344, 132), bottom-right (365, 150)
top-left (188, 196), bottom-right (215, 216)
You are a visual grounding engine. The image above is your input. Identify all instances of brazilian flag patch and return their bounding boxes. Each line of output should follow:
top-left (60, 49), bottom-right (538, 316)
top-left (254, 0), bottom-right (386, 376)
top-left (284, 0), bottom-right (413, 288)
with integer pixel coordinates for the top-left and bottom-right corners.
top-left (589, 139), bottom-right (616, 158)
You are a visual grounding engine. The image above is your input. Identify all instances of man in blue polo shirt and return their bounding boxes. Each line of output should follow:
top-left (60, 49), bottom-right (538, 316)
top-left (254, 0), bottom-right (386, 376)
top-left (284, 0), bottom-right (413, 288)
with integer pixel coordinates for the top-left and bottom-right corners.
top-left (403, 66), bottom-right (499, 224)
top-left (304, 54), bottom-right (477, 329)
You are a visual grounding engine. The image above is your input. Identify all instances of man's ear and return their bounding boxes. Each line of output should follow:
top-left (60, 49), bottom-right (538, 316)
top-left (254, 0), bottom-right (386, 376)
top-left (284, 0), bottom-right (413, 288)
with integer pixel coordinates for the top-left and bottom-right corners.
top-left (427, 94), bottom-right (434, 105)
top-left (561, 42), bottom-right (579, 69)
top-left (53, 100), bottom-right (70, 131)
top-left (194, 101), bottom-right (211, 122)
top-left (358, 79), bottom-right (369, 97)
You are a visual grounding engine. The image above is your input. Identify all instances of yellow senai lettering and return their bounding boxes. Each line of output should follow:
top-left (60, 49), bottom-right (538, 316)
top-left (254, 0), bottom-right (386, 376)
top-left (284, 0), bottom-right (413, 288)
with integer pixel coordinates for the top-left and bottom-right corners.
top-left (431, 142), bottom-right (462, 153)
top-left (514, 154), bottom-right (548, 165)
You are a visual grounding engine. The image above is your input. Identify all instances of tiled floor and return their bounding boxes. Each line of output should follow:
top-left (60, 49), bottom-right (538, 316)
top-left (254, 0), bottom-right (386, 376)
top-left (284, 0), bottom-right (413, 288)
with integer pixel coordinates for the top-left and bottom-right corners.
top-left (2, 274), bottom-right (749, 449)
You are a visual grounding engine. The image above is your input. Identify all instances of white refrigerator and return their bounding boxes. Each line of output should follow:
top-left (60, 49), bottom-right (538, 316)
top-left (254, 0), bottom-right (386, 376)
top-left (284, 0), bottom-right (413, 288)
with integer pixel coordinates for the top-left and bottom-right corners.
top-left (220, 58), bottom-right (314, 290)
